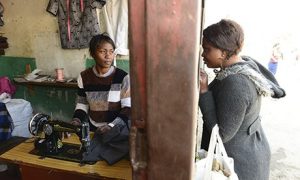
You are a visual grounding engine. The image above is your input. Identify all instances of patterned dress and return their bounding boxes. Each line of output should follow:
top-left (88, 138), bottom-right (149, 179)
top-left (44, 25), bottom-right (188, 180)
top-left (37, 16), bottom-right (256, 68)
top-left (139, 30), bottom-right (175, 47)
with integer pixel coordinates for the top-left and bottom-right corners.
top-left (47, 0), bottom-right (106, 49)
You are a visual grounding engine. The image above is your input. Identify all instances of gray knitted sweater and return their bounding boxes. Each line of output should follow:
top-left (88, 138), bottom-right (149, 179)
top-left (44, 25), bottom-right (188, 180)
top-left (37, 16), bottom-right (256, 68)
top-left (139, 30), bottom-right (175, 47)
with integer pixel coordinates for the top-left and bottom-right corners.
top-left (199, 56), bottom-right (285, 180)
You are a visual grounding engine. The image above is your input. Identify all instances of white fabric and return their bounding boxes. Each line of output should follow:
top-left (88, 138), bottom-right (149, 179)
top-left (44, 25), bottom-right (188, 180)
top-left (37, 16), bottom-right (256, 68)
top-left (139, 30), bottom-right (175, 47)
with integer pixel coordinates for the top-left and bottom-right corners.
top-left (77, 75), bottom-right (84, 88)
top-left (89, 117), bottom-right (108, 128)
top-left (75, 103), bottom-right (89, 113)
top-left (102, 0), bottom-right (129, 55)
top-left (121, 97), bottom-right (131, 107)
top-left (108, 90), bottom-right (120, 102)
top-left (93, 66), bottom-right (115, 77)
top-left (108, 117), bottom-right (122, 127)
top-left (0, 92), bottom-right (11, 103)
top-left (5, 99), bottom-right (33, 138)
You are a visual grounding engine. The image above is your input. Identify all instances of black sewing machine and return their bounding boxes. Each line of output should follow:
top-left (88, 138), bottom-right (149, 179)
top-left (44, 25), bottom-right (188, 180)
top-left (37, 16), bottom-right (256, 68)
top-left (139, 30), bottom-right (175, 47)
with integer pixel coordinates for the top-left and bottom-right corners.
top-left (28, 113), bottom-right (90, 156)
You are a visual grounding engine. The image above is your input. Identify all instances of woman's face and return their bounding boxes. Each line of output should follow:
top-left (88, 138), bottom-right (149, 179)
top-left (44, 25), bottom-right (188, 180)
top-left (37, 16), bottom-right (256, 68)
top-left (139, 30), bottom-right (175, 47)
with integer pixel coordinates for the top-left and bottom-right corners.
top-left (201, 39), bottom-right (224, 68)
top-left (93, 42), bottom-right (115, 70)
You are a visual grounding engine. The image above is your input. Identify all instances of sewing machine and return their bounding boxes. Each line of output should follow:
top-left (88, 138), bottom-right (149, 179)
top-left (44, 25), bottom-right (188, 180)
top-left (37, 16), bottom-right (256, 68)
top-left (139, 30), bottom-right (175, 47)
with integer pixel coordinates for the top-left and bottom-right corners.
top-left (28, 113), bottom-right (90, 155)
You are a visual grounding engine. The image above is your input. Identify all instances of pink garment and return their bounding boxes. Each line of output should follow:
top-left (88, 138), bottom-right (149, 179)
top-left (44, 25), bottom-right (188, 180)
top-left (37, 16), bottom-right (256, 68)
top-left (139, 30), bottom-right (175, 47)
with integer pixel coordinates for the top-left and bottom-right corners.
top-left (0, 76), bottom-right (16, 96)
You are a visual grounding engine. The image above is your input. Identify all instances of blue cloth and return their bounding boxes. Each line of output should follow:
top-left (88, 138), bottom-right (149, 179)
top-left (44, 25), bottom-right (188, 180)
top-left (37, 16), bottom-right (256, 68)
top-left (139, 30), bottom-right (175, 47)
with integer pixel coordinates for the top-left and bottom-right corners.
top-left (268, 61), bottom-right (278, 75)
top-left (0, 102), bottom-right (13, 141)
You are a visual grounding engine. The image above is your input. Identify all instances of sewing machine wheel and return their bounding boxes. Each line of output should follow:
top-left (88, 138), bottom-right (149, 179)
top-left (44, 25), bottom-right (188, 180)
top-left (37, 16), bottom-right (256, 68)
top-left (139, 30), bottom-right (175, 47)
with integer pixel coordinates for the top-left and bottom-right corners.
top-left (28, 113), bottom-right (50, 136)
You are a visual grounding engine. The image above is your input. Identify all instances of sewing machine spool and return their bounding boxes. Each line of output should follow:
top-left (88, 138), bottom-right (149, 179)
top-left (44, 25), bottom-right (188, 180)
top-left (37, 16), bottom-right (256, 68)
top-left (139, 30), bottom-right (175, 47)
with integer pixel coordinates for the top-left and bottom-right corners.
top-left (28, 113), bottom-right (50, 136)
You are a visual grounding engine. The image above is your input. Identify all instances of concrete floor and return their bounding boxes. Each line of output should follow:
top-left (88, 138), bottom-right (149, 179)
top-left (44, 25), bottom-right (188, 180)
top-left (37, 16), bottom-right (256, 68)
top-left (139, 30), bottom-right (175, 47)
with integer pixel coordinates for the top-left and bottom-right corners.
top-left (261, 59), bottom-right (300, 180)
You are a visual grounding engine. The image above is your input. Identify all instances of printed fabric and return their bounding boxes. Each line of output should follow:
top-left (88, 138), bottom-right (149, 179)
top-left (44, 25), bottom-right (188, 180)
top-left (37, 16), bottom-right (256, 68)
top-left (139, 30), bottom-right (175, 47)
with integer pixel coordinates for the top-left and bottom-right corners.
top-left (47, 0), bottom-right (106, 49)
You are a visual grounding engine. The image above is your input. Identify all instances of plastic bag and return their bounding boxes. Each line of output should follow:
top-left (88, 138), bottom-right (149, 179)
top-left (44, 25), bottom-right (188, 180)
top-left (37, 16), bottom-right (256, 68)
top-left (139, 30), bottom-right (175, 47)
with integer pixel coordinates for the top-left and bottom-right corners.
top-left (195, 125), bottom-right (239, 180)
top-left (6, 99), bottom-right (33, 137)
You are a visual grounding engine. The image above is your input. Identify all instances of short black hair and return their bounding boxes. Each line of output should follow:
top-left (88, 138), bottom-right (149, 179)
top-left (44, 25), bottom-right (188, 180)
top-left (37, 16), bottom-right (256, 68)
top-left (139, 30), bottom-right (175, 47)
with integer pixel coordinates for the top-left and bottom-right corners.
top-left (89, 33), bottom-right (116, 57)
top-left (203, 19), bottom-right (244, 59)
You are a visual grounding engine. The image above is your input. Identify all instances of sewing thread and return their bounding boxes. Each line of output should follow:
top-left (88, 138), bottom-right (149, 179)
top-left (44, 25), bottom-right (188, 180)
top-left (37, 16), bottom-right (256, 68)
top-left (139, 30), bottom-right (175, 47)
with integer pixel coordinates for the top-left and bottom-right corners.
top-left (55, 68), bottom-right (64, 81)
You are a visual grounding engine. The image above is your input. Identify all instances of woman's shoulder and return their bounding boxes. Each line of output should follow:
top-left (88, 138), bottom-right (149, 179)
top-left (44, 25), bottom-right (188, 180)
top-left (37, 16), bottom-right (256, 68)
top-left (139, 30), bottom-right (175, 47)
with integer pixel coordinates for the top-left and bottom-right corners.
top-left (215, 74), bottom-right (257, 104)
top-left (218, 74), bottom-right (256, 94)
top-left (115, 67), bottom-right (128, 76)
top-left (81, 67), bottom-right (94, 74)
top-left (221, 73), bottom-right (253, 85)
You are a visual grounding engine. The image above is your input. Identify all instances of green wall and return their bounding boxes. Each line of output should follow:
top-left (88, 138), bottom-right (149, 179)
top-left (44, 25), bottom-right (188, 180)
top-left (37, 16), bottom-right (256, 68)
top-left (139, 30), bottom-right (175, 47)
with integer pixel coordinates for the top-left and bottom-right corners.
top-left (21, 86), bottom-right (77, 122)
top-left (0, 56), bottom-right (36, 79)
top-left (0, 56), bottom-right (76, 122)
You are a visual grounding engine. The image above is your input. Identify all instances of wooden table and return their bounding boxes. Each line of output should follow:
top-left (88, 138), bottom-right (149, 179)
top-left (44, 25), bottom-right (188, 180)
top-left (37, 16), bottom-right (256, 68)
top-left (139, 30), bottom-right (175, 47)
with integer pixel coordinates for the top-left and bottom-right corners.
top-left (0, 135), bottom-right (132, 180)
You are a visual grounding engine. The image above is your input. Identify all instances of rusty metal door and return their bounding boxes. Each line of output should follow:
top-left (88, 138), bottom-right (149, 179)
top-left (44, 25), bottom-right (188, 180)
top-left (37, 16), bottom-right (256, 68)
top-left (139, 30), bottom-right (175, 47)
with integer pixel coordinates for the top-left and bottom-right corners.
top-left (129, 1), bottom-right (203, 179)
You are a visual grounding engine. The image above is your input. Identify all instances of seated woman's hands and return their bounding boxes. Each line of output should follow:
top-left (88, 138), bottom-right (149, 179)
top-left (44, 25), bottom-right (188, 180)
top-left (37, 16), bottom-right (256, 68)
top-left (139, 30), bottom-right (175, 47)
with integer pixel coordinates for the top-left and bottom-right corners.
top-left (96, 124), bottom-right (112, 134)
top-left (60, 118), bottom-right (82, 139)
top-left (70, 118), bottom-right (82, 126)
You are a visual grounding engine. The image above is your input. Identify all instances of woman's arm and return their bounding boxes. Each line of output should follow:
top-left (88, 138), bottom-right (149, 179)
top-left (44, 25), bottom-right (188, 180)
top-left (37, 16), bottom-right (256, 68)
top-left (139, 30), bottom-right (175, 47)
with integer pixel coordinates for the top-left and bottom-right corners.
top-left (200, 74), bottom-right (253, 143)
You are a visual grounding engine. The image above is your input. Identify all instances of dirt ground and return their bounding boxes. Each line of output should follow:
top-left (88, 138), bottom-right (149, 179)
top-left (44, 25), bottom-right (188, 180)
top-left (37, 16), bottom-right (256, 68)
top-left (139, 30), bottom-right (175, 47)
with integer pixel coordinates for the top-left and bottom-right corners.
top-left (261, 59), bottom-right (300, 180)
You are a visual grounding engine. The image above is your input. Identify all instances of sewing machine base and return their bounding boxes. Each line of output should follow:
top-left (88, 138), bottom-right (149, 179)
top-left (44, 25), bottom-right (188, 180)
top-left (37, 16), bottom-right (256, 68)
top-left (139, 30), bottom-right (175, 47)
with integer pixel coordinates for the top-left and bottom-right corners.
top-left (30, 142), bottom-right (96, 164)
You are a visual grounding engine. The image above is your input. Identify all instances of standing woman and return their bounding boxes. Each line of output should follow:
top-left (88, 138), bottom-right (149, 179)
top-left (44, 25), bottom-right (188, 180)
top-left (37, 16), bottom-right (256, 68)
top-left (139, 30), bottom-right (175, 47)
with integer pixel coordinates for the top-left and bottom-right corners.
top-left (199, 19), bottom-right (285, 180)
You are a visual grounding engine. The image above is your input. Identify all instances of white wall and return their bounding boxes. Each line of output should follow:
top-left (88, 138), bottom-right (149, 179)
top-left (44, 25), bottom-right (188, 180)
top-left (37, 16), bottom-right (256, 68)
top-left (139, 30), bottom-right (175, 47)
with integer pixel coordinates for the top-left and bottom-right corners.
top-left (1, 0), bottom-right (91, 78)
top-left (204, 0), bottom-right (300, 65)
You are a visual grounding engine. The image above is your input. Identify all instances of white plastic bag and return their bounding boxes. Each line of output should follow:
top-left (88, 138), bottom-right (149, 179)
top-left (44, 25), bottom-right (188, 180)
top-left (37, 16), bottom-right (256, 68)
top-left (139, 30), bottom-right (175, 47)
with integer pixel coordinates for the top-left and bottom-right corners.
top-left (195, 125), bottom-right (239, 180)
top-left (5, 99), bottom-right (33, 137)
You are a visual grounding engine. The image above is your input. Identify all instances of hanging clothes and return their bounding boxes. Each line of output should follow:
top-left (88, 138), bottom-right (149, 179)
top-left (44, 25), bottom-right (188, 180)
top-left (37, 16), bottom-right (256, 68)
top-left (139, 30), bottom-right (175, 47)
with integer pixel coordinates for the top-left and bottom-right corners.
top-left (0, 2), bottom-right (4, 26)
top-left (102, 0), bottom-right (129, 55)
top-left (47, 0), bottom-right (106, 49)
top-left (0, 36), bottom-right (8, 55)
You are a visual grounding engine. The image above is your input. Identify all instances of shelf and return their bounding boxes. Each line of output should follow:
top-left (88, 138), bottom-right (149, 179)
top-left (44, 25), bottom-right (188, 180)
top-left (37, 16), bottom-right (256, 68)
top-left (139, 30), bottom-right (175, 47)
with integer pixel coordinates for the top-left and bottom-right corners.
top-left (13, 78), bottom-right (77, 89)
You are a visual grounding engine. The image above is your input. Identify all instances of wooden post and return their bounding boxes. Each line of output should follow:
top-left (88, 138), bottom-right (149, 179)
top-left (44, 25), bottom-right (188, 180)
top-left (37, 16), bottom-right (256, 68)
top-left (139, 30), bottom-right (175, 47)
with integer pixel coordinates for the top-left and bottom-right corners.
top-left (129, 0), bottom-right (202, 179)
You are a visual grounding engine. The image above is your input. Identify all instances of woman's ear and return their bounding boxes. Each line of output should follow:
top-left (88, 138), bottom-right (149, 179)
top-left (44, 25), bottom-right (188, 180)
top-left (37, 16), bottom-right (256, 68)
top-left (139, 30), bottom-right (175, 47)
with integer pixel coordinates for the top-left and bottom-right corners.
top-left (221, 52), bottom-right (226, 60)
top-left (91, 53), bottom-right (96, 59)
top-left (221, 51), bottom-right (229, 60)
top-left (221, 51), bottom-right (226, 58)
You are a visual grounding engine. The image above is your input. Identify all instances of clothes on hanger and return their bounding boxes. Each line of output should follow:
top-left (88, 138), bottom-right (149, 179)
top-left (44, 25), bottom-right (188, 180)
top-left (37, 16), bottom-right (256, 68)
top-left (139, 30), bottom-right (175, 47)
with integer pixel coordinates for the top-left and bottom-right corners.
top-left (47, 0), bottom-right (106, 49)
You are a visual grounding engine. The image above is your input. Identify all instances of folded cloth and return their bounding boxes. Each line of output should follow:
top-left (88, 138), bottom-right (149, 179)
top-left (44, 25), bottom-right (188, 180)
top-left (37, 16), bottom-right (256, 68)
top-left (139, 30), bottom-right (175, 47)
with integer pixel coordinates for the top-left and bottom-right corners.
top-left (81, 121), bottom-right (130, 165)
top-left (0, 93), bottom-right (11, 103)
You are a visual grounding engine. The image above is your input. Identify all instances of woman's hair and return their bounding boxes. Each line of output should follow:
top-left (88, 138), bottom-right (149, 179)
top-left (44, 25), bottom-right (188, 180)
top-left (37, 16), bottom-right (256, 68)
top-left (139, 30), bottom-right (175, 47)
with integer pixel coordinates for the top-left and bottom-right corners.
top-left (89, 33), bottom-right (116, 57)
top-left (203, 19), bottom-right (244, 60)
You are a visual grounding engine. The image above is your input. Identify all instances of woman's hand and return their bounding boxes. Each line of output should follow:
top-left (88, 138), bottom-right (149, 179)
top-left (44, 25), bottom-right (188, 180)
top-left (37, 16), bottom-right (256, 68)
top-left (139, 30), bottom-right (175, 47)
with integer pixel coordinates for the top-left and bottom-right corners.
top-left (199, 69), bottom-right (208, 94)
top-left (96, 125), bottom-right (112, 134)
top-left (70, 118), bottom-right (81, 126)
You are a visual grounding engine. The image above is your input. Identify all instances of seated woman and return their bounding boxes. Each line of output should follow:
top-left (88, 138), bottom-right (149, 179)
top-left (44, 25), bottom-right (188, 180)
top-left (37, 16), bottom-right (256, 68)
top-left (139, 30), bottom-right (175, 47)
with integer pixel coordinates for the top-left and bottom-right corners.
top-left (71, 33), bottom-right (131, 165)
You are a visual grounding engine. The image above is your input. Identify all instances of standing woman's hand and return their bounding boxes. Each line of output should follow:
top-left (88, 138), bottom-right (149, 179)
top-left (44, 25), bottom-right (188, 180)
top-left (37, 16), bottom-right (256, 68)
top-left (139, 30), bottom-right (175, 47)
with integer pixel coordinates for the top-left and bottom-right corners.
top-left (199, 69), bottom-right (208, 94)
